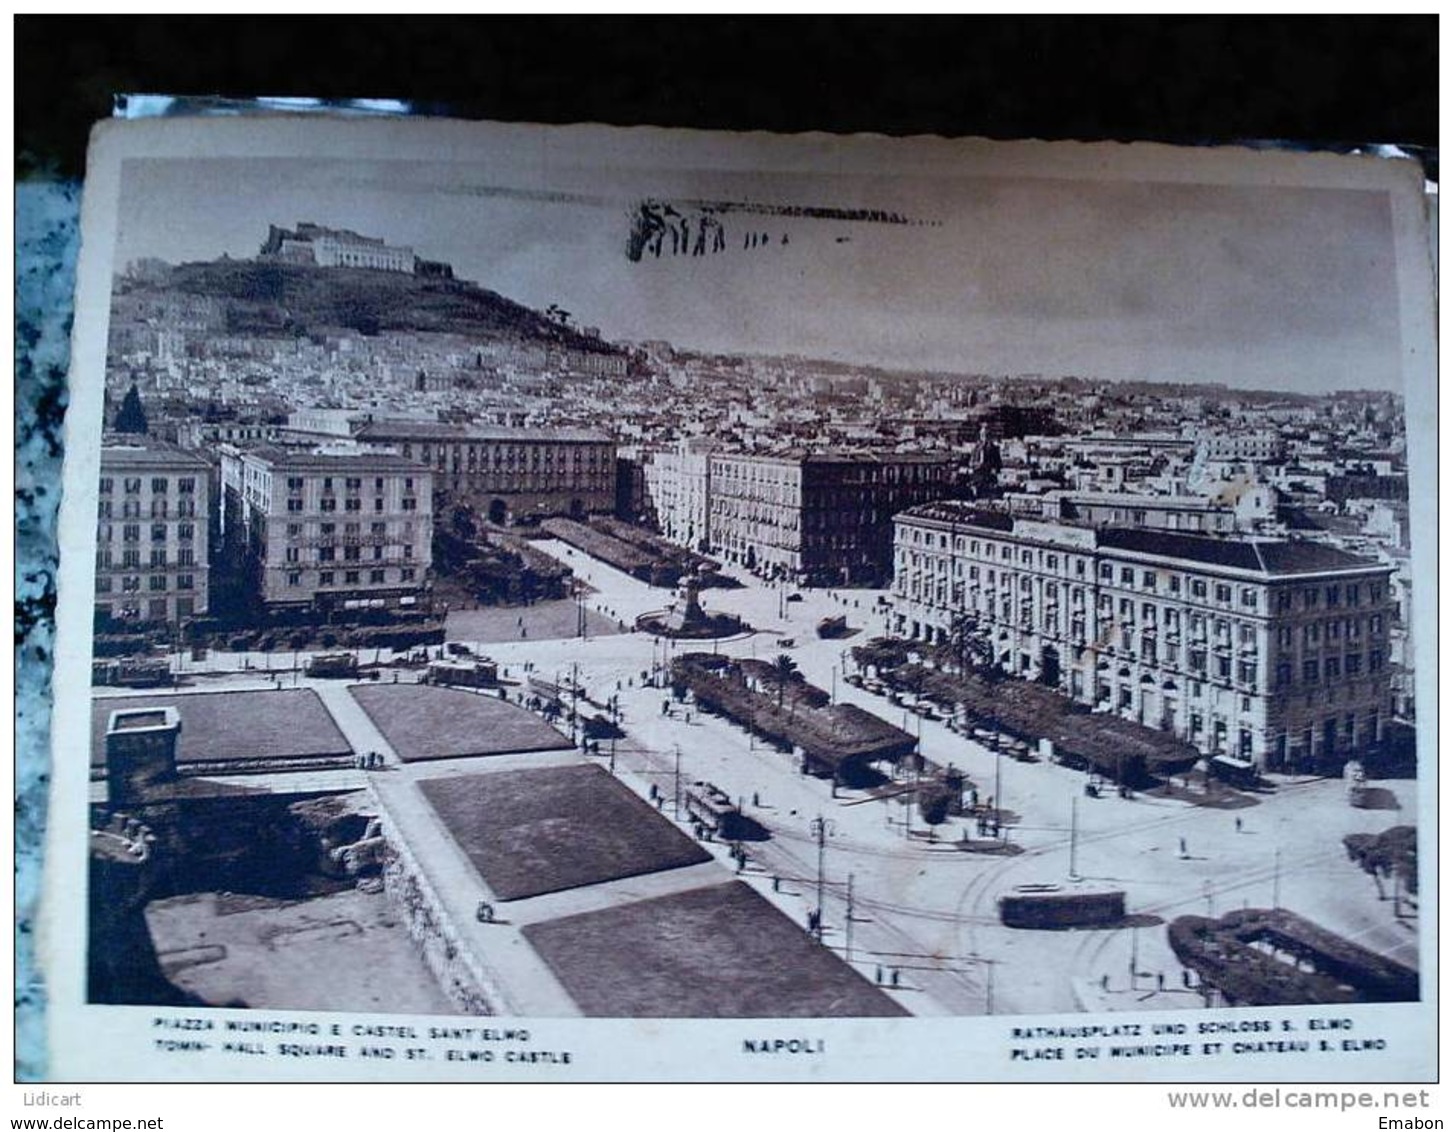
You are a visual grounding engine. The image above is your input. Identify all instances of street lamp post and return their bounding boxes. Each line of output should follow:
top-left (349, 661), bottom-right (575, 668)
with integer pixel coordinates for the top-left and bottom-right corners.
top-left (1069, 794), bottom-right (1080, 880)
top-left (994, 743), bottom-right (1004, 842)
top-left (810, 815), bottom-right (834, 941)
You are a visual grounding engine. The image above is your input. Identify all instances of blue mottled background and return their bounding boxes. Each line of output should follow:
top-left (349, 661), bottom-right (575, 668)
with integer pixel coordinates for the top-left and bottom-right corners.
top-left (16, 181), bottom-right (81, 1082)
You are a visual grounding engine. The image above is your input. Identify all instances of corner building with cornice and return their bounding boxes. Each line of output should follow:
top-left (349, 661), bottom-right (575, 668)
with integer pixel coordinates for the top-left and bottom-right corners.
top-left (892, 502), bottom-right (1396, 773)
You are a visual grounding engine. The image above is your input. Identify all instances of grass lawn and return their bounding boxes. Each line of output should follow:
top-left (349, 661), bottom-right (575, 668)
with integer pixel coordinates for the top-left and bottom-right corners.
top-left (349, 683), bottom-right (574, 762)
top-left (91, 689), bottom-right (350, 768)
top-left (417, 763), bottom-right (709, 901)
top-left (523, 881), bottom-right (908, 1017)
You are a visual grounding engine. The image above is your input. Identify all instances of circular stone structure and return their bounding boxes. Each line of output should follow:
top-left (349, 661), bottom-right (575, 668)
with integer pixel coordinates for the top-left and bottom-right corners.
top-left (636, 573), bottom-right (750, 640)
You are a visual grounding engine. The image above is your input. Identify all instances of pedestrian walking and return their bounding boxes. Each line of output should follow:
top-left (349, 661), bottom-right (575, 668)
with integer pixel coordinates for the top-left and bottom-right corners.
top-left (875, 966), bottom-right (883, 985)
top-left (1179, 837), bottom-right (1188, 858)
top-left (1100, 974), bottom-right (1109, 991)
top-left (1157, 972), bottom-right (1165, 991)
top-left (1234, 816), bottom-right (1242, 833)
top-left (890, 969), bottom-right (900, 988)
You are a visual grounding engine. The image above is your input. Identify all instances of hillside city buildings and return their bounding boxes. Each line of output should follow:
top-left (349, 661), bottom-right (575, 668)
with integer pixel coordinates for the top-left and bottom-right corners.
top-left (96, 225), bottom-right (1416, 773)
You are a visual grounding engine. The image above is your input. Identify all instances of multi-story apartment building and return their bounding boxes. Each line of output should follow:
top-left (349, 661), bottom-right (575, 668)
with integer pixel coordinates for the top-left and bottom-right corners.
top-left (1198, 431), bottom-right (1285, 463)
top-left (95, 440), bottom-right (211, 626)
top-left (892, 501), bottom-right (1395, 772)
top-left (220, 447), bottom-right (433, 615)
top-left (643, 439), bottom-right (715, 551)
top-left (356, 420), bottom-right (615, 525)
top-left (709, 451), bottom-right (957, 586)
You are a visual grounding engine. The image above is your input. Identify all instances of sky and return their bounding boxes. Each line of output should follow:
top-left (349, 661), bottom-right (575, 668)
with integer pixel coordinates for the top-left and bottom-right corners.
top-left (114, 155), bottom-right (1408, 393)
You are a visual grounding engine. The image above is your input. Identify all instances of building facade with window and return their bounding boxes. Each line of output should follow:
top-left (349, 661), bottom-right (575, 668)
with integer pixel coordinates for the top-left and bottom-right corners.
top-left (355, 421), bottom-right (615, 525)
top-left (258, 222), bottom-right (416, 273)
top-left (220, 447), bottom-right (433, 614)
top-left (643, 439), bottom-right (715, 552)
top-left (95, 440), bottom-right (211, 626)
top-left (708, 451), bottom-right (958, 586)
top-left (892, 502), bottom-right (1395, 771)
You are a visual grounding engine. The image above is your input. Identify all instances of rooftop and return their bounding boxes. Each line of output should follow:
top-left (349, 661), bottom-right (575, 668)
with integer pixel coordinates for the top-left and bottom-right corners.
top-left (241, 446), bottom-right (430, 473)
top-left (99, 438), bottom-right (212, 470)
top-left (356, 421), bottom-right (611, 445)
top-left (713, 449), bottom-right (956, 466)
top-left (1099, 528), bottom-right (1382, 575)
top-left (898, 502), bottom-right (1386, 577)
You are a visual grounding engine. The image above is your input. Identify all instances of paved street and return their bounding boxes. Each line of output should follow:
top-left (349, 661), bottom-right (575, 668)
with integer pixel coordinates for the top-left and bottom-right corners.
top-left (459, 541), bottom-right (1423, 1016)
top-left (142, 539), bottom-right (1421, 1017)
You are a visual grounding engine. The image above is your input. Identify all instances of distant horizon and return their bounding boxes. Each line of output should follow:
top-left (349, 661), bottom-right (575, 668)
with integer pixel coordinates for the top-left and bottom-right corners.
top-left (114, 157), bottom-right (1409, 395)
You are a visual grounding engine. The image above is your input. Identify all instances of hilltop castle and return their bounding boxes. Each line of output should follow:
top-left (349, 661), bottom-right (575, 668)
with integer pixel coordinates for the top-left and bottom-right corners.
top-left (258, 222), bottom-right (453, 278)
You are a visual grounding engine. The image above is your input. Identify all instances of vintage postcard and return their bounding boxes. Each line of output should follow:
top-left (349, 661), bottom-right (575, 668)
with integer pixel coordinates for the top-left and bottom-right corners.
top-left (41, 116), bottom-right (1436, 1081)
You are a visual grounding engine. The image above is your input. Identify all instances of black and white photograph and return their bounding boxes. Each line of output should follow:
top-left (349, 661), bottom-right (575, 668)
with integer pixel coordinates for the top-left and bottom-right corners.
top-left (40, 114), bottom-right (1436, 1083)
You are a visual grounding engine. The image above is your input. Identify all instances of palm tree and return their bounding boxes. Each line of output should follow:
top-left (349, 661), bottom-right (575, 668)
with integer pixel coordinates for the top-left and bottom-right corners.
top-left (771, 653), bottom-right (799, 711)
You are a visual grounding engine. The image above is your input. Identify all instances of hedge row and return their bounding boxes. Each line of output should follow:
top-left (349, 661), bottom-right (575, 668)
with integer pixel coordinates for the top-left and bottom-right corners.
top-left (1168, 909), bottom-right (1418, 1006)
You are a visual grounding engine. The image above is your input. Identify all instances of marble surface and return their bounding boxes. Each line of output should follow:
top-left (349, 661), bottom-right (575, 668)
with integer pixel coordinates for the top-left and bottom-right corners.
top-left (16, 179), bottom-right (81, 1082)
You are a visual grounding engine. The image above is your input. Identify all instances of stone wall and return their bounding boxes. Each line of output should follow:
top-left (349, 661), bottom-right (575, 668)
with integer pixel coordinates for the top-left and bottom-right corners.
top-left (371, 789), bottom-right (502, 1016)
